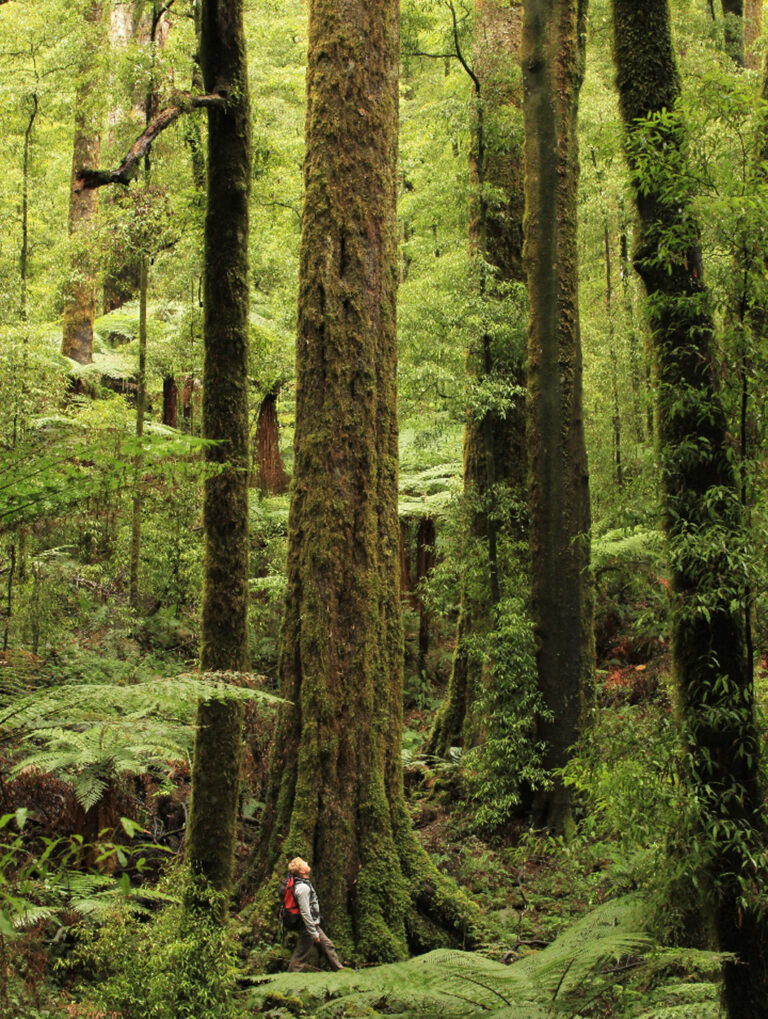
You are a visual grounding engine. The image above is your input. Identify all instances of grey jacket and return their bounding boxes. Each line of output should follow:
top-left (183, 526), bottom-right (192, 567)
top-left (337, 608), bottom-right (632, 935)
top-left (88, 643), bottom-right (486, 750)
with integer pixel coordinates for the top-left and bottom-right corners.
top-left (294, 877), bottom-right (321, 939)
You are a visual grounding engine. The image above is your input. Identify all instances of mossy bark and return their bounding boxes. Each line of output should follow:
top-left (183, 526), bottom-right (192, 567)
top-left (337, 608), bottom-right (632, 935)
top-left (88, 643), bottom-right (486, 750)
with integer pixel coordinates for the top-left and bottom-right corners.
top-left (428, 0), bottom-right (527, 757)
top-left (612, 1), bottom-right (768, 1012)
top-left (522, 0), bottom-right (594, 831)
top-left (256, 0), bottom-right (482, 961)
top-left (185, 0), bottom-right (251, 908)
top-left (129, 255), bottom-right (148, 610)
top-left (61, 1), bottom-right (105, 365)
top-left (744, 0), bottom-right (762, 70)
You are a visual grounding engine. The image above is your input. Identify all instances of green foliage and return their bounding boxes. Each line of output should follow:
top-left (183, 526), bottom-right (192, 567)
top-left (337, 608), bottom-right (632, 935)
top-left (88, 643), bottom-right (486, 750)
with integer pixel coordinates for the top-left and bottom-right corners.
top-left (562, 699), bottom-right (679, 866)
top-left (248, 897), bottom-right (649, 1017)
top-left (461, 598), bottom-right (551, 834)
top-left (592, 526), bottom-right (669, 656)
top-left (74, 873), bottom-right (244, 1019)
top-left (3, 673), bottom-right (280, 811)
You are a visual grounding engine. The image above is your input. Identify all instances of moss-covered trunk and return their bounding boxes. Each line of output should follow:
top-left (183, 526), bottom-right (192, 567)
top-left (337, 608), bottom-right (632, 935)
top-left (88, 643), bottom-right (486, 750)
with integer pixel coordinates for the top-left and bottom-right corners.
top-left (612, 1), bottom-right (768, 1012)
top-left (745, 0), bottom-right (762, 69)
top-left (522, 0), bottom-right (594, 831)
top-left (257, 0), bottom-right (481, 962)
top-left (128, 254), bottom-right (148, 610)
top-left (429, 0), bottom-right (527, 757)
top-left (61, 1), bottom-right (105, 365)
top-left (185, 0), bottom-right (251, 907)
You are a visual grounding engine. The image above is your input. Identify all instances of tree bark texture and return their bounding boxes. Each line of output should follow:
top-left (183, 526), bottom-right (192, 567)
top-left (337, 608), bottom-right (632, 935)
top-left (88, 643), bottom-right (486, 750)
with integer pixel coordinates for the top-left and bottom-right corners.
top-left (429, 0), bottom-right (527, 758)
top-left (259, 0), bottom-right (481, 961)
top-left (522, 0), bottom-right (594, 830)
top-left (252, 392), bottom-right (288, 494)
top-left (61, 1), bottom-right (106, 365)
top-left (129, 255), bottom-right (148, 610)
top-left (612, 1), bottom-right (768, 1012)
top-left (162, 376), bottom-right (179, 427)
top-left (745, 0), bottom-right (762, 70)
top-left (185, 0), bottom-right (251, 906)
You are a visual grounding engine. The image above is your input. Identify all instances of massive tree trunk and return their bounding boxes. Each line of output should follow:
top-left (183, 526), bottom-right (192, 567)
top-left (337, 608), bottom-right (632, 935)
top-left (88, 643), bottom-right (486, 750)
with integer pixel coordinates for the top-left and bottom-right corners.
top-left (612, 1), bottom-right (768, 1013)
top-left (61, 1), bottom-right (106, 365)
top-left (428, 0), bottom-right (527, 757)
top-left (522, 0), bottom-right (594, 831)
top-left (185, 0), bottom-right (251, 909)
top-left (257, 0), bottom-right (481, 962)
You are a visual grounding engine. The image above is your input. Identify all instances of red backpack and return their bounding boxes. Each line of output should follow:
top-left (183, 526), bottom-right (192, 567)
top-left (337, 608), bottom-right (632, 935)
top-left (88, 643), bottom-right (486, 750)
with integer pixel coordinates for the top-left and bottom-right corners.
top-left (278, 874), bottom-right (302, 930)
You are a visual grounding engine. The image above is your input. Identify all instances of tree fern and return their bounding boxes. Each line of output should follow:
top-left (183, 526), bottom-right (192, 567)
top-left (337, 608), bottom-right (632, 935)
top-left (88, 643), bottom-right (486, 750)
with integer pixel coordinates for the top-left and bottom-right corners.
top-left (3, 673), bottom-right (282, 810)
top-left (247, 896), bottom-right (650, 1018)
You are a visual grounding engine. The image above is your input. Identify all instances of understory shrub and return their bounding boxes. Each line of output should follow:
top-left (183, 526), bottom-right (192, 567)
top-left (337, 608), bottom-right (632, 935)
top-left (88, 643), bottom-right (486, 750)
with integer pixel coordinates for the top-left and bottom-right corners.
top-left (461, 597), bottom-right (551, 835)
top-left (73, 873), bottom-right (244, 1019)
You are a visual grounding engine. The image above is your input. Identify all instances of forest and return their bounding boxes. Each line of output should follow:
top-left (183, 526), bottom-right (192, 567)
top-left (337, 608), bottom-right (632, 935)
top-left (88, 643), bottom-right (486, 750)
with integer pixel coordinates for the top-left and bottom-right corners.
top-left (1, 0), bottom-right (768, 1016)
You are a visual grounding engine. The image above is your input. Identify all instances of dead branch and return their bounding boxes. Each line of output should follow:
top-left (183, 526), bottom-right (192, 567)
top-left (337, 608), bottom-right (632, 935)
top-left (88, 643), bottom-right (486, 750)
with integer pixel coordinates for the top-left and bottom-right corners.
top-left (74, 92), bottom-right (225, 192)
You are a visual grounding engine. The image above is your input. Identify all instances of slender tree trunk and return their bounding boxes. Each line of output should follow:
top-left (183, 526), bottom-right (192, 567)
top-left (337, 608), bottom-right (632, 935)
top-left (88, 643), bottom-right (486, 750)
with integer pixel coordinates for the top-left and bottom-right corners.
top-left (251, 392), bottom-right (288, 494)
top-left (256, 0), bottom-right (481, 961)
top-left (416, 515), bottom-right (435, 680)
top-left (185, 0), bottom-right (207, 194)
top-left (601, 218), bottom-right (623, 489)
top-left (522, 0), bottom-right (594, 831)
top-left (185, 0), bottom-right (251, 910)
top-left (14, 93), bottom-right (38, 592)
top-left (612, 2), bottom-right (768, 1013)
top-left (162, 376), bottom-right (178, 427)
top-left (20, 94), bottom-right (37, 323)
top-left (62, 1), bottom-right (106, 365)
top-left (619, 220), bottom-right (647, 443)
top-left (429, 0), bottom-right (527, 757)
top-left (129, 255), bottom-right (147, 609)
top-left (745, 0), bottom-right (762, 70)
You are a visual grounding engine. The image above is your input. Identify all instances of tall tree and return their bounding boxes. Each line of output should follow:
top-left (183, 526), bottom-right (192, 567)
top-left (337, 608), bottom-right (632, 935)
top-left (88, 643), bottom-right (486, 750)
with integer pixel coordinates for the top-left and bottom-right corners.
top-left (257, 0), bottom-right (480, 961)
top-left (612, 1), bottom-right (768, 1013)
top-left (522, 0), bottom-right (594, 830)
top-left (428, 0), bottom-right (527, 757)
top-left (184, 0), bottom-right (251, 907)
top-left (61, 0), bottom-right (107, 365)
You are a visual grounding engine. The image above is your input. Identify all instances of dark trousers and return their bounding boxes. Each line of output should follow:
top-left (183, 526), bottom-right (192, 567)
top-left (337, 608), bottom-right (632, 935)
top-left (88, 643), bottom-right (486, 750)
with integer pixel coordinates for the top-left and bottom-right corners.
top-left (288, 927), bottom-right (343, 971)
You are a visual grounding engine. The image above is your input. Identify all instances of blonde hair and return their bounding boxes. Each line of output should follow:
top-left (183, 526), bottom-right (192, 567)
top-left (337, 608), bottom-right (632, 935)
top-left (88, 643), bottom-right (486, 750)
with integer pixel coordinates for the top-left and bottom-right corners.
top-left (288, 856), bottom-right (310, 875)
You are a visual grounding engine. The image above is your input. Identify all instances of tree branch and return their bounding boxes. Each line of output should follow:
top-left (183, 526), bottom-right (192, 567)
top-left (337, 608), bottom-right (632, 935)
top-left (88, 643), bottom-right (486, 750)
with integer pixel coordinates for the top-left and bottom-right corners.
top-left (75, 91), bottom-right (225, 192)
top-left (447, 0), bottom-right (479, 92)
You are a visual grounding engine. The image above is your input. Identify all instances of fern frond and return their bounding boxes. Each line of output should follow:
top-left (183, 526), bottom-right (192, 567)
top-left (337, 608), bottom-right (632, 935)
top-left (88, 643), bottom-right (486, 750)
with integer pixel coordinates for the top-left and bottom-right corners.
top-left (13, 904), bottom-right (56, 929)
top-left (72, 773), bottom-right (109, 812)
top-left (3, 674), bottom-right (282, 807)
top-left (248, 897), bottom-right (652, 1019)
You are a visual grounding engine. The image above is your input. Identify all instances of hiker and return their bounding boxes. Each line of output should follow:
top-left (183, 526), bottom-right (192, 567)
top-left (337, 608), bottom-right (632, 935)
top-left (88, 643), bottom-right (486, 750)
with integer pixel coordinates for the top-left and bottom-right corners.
top-left (286, 856), bottom-right (344, 972)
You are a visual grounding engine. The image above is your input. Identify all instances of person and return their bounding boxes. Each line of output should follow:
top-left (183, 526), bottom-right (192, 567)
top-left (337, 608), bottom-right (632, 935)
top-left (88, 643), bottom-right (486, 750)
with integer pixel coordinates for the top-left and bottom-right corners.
top-left (286, 856), bottom-right (344, 972)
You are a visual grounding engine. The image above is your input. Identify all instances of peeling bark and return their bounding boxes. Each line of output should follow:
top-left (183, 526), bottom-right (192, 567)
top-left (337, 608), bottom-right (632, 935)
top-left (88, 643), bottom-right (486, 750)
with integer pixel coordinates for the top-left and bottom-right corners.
top-left (252, 392), bottom-right (288, 494)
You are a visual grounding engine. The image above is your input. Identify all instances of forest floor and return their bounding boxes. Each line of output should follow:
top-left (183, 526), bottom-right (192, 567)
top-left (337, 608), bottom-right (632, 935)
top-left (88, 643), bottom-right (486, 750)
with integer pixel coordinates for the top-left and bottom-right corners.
top-left (0, 598), bottom-right (740, 1017)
